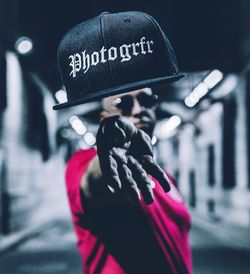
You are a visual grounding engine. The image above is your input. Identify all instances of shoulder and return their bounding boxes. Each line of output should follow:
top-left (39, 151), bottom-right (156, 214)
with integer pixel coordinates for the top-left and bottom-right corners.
top-left (65, 149), bottom-right (97, 188)
top-left (67, 148), bottom-right (97, 166)
top-left (65, 149), bottom-right (96, 217)
top-left (66, 149), bottom-right (96, 173)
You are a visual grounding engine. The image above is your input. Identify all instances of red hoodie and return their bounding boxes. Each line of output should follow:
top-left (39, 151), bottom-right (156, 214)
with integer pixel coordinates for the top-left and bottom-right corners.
top-left (66, 149), bottom-right (192, 274)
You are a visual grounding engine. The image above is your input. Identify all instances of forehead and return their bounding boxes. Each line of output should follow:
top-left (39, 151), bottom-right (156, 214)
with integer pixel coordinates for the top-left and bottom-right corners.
top-left (102, 87), bottom-right (152, 110)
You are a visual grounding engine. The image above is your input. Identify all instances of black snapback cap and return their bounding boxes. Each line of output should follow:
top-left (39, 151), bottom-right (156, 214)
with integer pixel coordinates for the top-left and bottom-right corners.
top-left (53, 11), bottom-right (184, 110)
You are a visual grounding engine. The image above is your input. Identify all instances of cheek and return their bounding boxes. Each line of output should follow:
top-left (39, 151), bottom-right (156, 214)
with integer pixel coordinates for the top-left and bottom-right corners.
top-left (127, 116), bottom-right (137, 124)
top-left (107, 109), bottom-right (123, 117)
top-left (100, 110), bottom-right (122, 121)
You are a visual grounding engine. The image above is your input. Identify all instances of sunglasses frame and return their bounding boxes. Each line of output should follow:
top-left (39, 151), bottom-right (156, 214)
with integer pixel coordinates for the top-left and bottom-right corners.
top-left (112, 93), bottom-right (158, 115)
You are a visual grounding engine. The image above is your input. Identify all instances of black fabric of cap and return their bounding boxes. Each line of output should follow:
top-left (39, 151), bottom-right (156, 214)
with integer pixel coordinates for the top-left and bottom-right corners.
top-left (53, 11), bottom-right (184, 110)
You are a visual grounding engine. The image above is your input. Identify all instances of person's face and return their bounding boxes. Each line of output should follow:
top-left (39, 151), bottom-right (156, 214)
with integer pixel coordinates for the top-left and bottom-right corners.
top-left (101, 88), bottom-right (157, 137)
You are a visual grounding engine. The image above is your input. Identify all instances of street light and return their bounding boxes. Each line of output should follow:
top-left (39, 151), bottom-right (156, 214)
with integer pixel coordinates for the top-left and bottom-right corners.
top-left (15, 37), bottom-right (33, 55)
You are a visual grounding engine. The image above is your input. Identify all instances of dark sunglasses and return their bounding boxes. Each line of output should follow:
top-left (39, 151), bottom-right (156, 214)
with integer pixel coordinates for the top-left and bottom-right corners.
top-left (112, 93), bottom-right (158, 115)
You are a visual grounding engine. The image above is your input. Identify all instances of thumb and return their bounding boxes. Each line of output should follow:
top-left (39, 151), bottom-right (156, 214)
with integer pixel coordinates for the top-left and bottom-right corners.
top-left (101, 121), bottom-right (126, 147)
top-left (113, 122), bottom-right (126, 145)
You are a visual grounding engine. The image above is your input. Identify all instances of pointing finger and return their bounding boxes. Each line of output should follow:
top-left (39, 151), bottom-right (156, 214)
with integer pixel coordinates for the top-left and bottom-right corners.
top-left (141, 155), bottom-right (170, 193)
top-left (127, 156), bottom-right (154, 204)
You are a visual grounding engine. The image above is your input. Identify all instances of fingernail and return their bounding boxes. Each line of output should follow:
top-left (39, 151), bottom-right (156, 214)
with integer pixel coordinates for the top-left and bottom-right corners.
top-left (163, 183), bottom-right (171, 192)
top-left (143, 188), bottom-right (154, 204)
top-left (145, 196), bottom-right (154, 204)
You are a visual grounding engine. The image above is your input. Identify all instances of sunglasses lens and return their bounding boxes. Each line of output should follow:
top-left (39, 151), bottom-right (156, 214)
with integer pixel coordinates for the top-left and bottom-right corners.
top-left (137, 93), bottom-right (158, 108)
top-left (115, 95), bottom-right (134, 114)
top-left (113, 93), bottom-right (158, 115)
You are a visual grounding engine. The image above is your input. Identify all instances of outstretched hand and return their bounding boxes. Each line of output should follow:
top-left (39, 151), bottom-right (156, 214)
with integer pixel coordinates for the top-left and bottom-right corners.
top-left (96, 116), bottom-right (170, 205)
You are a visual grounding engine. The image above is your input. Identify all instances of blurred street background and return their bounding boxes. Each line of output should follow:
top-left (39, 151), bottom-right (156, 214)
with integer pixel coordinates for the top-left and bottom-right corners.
top-left (0, 0), bottom-right (250, 273)
top-left (1, 200), bottom-right (250, 273)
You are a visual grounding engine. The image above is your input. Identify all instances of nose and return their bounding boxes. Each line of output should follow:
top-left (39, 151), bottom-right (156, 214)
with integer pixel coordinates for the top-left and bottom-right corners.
top-left (131, 98), bottom-right (142, 116)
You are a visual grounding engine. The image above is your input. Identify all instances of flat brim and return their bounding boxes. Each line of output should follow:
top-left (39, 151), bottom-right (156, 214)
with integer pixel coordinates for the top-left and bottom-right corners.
top-left (53, 73), bottom-right (185, 110)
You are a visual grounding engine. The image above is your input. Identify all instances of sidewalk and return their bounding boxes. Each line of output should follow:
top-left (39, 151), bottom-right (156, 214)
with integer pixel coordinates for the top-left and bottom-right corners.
top-left (190, 209), bottom-right (250, 250)
top-left (0, 214), bottom-right (65, 253)
top-left (0, 217), bottom-right (81, 274)
top-left (2, 208), bottom-right (250, 253)
top-left (0, 186), bottom-right (72, 254)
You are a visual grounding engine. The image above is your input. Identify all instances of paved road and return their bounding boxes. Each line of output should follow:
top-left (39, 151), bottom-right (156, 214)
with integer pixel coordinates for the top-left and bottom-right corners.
top-left (0, 219), bottom-right (250, 274)
top-left (190, 225), bottom-right (250, 274)
top-left (0, 220), bottom-right (82, 274)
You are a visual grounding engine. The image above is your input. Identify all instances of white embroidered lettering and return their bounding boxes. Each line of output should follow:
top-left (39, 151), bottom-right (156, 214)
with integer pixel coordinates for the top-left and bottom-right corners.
top-left (140, 37), bottom-right (146, 55)
top-left (108, 47), bottom-right (117, 61)
top-left (91, 52), bottom-right (99, 66)
top-left (120, 44), bottom-right (131, 62)
top-left (68, 37), bottom-right (154, 77)
top-left (100, 46), bottom-right (107, 63)
top-left (82, 51), bottom-right (90, 74)
top-left (147, 40), bottom-right (154, 53)
top-left (131, 43), bottom-right (140, 56)
top-left (69, 54), bottom-right (82, 78)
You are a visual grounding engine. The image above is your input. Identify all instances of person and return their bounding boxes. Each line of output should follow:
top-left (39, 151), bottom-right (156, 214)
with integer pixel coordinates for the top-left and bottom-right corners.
top-left (53, 11), bottom-right (192, 274)
top-left (65, 87), bottom-right (192, 274)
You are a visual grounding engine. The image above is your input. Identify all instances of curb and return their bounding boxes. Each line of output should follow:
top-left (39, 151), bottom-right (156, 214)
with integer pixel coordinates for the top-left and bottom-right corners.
top-left (0, 218), bottom-right (57, 254)
top-left (190, 210), bottom-right (250, 249)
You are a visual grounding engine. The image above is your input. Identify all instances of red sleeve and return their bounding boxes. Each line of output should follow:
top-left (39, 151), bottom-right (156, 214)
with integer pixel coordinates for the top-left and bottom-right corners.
top-left (65, 149), bottom-right (97, 216)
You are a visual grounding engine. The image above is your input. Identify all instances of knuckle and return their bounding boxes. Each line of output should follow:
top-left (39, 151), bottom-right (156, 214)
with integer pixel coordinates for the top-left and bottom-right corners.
top-left (130, 184), bottom-right (138, 192)
top-left (128, 155), bottom-right (135, 163)
top-left (148, 157), bottom-right (154, 164)
top-left (141, 172), bottom-right (148, 180)
top-left (124, 173), bottom-right (131, 181)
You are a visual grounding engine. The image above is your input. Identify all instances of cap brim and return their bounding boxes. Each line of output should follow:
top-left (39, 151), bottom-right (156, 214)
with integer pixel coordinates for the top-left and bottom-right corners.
top-left (53, 73), bottom-right (185, 110)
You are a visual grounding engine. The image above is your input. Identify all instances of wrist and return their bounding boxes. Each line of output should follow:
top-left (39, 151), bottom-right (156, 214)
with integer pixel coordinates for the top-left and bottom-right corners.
top-left (80, 155), bottom-right (103, 198)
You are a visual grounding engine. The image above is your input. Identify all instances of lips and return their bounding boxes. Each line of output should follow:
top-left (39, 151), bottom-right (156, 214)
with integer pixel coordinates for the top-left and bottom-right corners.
top-left (133, 109), bottom-right (156, 137)
top-left (135, 122), bottom-right (149, 128)
top-left (133, 114), bottom-right (152, 128)
top-left (140, 116), bottom-right (152, 123)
